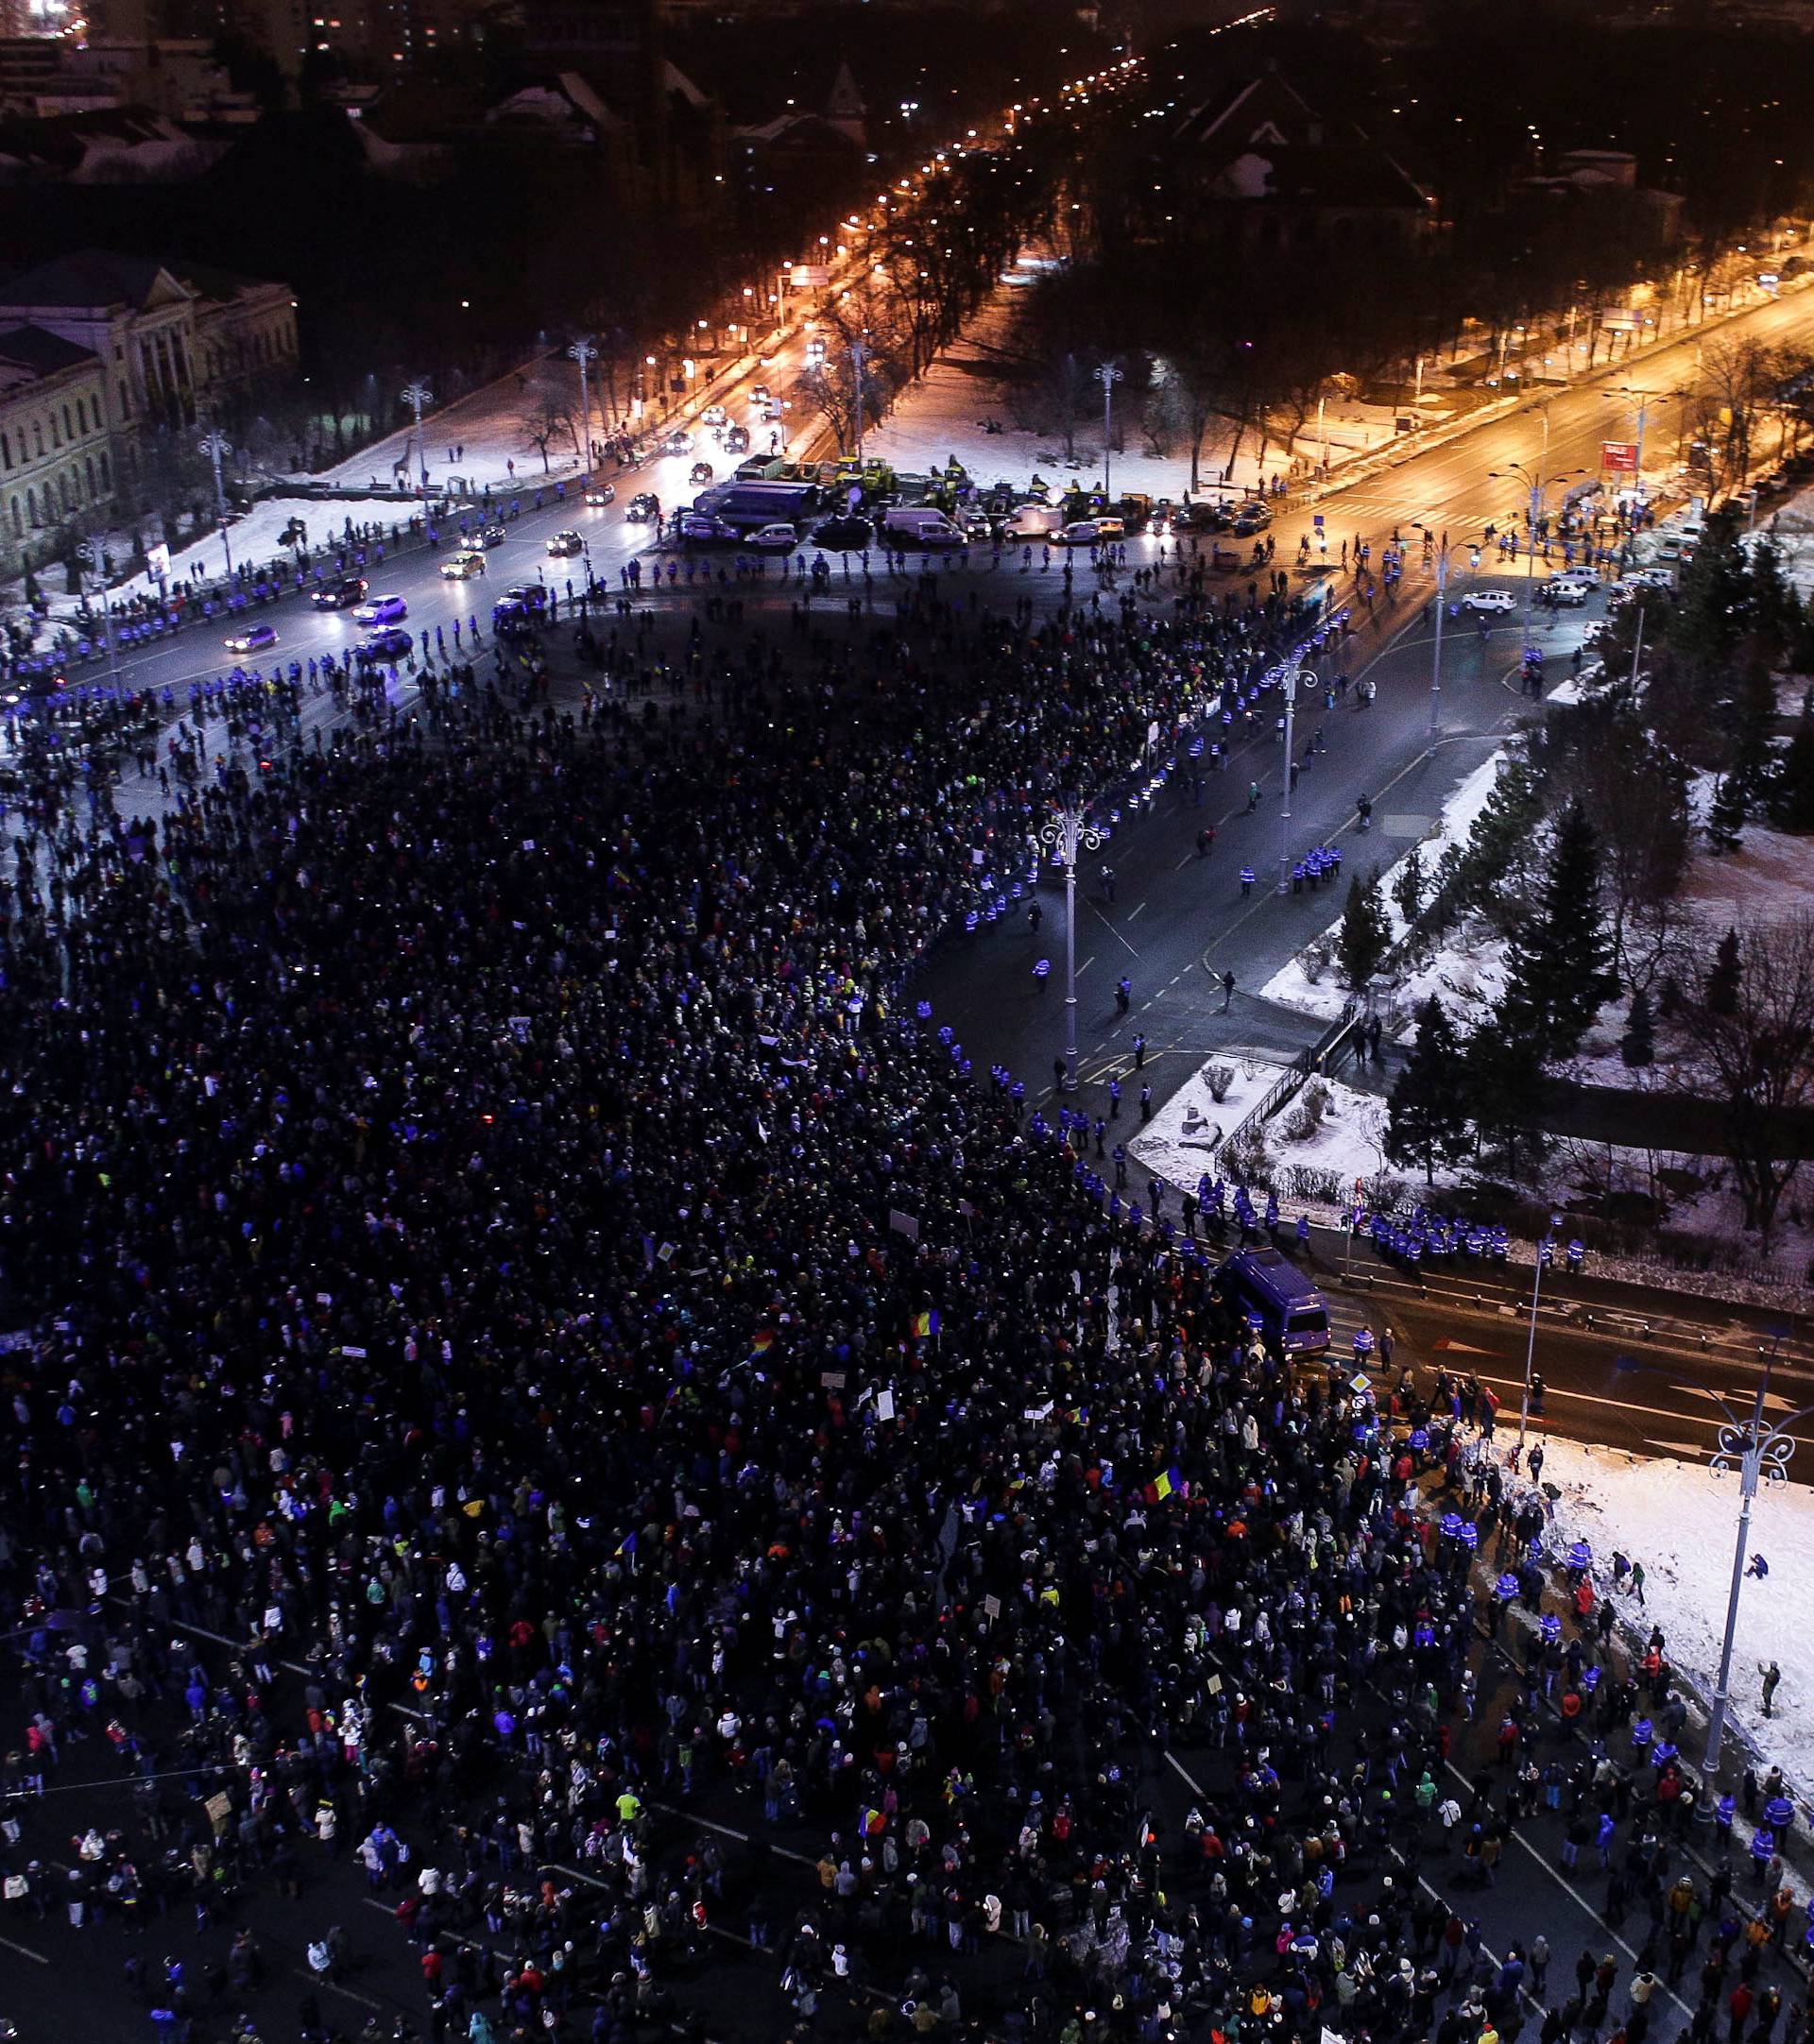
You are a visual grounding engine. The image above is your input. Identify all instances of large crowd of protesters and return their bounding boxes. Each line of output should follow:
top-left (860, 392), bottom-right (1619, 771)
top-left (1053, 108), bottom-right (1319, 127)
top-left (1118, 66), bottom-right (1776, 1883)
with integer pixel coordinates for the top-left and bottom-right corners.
top-left (0, 569), bottom-right (1807, 2044)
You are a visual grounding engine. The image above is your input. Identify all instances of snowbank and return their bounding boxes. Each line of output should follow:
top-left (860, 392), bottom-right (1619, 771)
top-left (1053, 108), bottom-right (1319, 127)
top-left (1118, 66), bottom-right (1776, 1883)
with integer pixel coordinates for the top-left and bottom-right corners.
top-left (1515, 1438), bottom-right (1814, 1798)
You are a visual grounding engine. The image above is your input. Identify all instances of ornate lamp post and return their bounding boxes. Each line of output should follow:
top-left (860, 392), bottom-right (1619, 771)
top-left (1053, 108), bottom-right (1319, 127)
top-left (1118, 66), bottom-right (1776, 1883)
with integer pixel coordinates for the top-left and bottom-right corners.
top-left (1096, 360), bottom-right (1123, 503)
top-left (568, 338), bottom-right (598, 476)
top-left (1263, 662), bottom-right (1317, 895)
top-left (1705, 1332), bottom-right (1813, 1771)
top-left (198, 426), bottom-right (233, 576)
top-left (1038, 796), bottom-right (1105, 1092)
top-left (401, 380), bottom-right (434, 497)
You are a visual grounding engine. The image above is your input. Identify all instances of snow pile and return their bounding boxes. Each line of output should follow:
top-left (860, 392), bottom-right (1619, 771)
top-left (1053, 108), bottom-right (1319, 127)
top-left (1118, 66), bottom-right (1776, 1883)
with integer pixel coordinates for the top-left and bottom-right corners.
top-left (1260, 752), bottom-right (1509, 1031)
top-left (1515, 1437), bottom-right (1814, 1800)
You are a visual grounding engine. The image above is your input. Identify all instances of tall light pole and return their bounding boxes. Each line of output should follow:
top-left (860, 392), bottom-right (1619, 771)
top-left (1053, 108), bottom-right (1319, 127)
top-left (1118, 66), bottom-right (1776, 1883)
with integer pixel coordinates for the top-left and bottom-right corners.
top-left (83, 532), bottom-right (119, 694)
top-left (1265, 662), bottom-right (1315, 895)
top-left (198, 425), bottom-right (233, 577)
top-left (1414, 523), bottom-right (1457, 737)
top-left (1519, 1214), bottom-right (1564, 1450)
top-left (1038, 796), bottom-right (1105, 1093)
top-left (1705, 1332), bottom-right (1813, 1773)
top-left (1490, 420), bottom-right (1586, 640)
top-left (401, 380), bottom-right (434, 498)
top-left (568, 338), bottom-right (598, 476)
top-left (851, 333), bottom-right (866, 467)
top-left (1096, 359), bottom-right (1123, 504)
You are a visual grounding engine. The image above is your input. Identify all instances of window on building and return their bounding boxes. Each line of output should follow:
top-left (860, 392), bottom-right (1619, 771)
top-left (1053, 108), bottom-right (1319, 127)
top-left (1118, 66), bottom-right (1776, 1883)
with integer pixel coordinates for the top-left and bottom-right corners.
top-left (118, 380), bottom-right (129, 420)
top-left (0, 431), bottom-right (9, 471)
top-left (26, 486), bottom-right (37, 525)
top-left (84, 455), bottom-right (94, 497)
top-left (8, 498), bottom-right (18, 537)
top-left (98, 451), bottom-right (110, 489)
top-left (61, 404), bottom-right (72, 441)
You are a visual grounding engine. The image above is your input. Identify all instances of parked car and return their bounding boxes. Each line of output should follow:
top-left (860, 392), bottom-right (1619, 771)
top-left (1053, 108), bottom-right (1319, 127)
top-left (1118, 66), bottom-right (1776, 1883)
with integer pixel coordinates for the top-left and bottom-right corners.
top-left (310, 575), bottom-right (367, 611)
top-left (502, 583), bottom-right (550, 609)
top-left (224, 622), bottom-right (278, 654)
top-left (359, 626), bottom-right (414, 658)
top-left (742, 522), bottom-right (800, 553)
top-left (678, 513), bottom-right (739, 547)
top-left (625, 493), bottom-right (660, 523)
top-left (545, 530), bottom-right (584, 557)
top-left (353, 593), bottom-right (408, 625)
top-left (812, 514), bottom-right (875, 549)
top-left (1459, 588), bottom-right (1517, 613)
top-left (584, 485), bottom-right (615, 507)
top-left (1230, 502), bottom-right (1273, 535)
top-left (1053, 520), bottom-right (1110, 547)
top-left (440, 551), bottom-right (488, 580)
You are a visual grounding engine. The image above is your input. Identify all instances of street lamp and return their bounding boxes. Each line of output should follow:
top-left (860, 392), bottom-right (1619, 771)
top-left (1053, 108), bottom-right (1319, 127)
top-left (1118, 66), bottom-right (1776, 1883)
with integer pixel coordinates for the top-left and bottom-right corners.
top-left (1490, 417), bottom-right (1587, 639)
top-left (1037, 795), bottom-right (1106, 1092)
top-left (1413, 523), bottom-right (1459, 737)
top-left (1096, 359), bottom-right (1123, 504)
top-left (1519, 1213), bottom-right (1564, 1450)
top-left (401, 380), bottom-right (434, 498)
top-left (568, 338), bottom-right (598, 476)
top-left (851, 332), bottom-right (867, 467)
top-left (82, 531), bottom-right (119, 693)
top-left (1705, 1332), bottom-right (1814, 1772)
top-left (198, 425), bottom-right (233, 576)
top-left (1264, 662), bottom-right (1317, 894)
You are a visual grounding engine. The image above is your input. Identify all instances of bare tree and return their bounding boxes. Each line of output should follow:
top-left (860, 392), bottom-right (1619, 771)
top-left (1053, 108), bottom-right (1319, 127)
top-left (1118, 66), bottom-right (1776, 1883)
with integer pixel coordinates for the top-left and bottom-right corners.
top-left (1679, 913), bottom-right (1814, 1247)
top-left (521, 397), bottom-right (576, 476)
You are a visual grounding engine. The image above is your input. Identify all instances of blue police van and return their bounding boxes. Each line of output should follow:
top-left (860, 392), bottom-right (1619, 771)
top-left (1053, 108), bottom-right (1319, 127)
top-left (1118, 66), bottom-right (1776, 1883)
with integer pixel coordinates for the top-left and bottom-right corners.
top-left (1218, 1248), bottom-right (1330, 1357)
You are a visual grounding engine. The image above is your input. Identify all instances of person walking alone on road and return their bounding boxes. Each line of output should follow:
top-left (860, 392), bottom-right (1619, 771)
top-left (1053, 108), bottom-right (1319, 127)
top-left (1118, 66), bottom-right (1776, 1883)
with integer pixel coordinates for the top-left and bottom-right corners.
top-left (1221, 971), bottom-right (1235, 1013)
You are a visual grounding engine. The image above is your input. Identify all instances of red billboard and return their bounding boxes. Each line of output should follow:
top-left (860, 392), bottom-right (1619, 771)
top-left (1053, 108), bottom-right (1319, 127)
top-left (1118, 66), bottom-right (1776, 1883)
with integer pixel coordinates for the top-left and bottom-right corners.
top-left (1601, 441), bottom-right (1640, 474)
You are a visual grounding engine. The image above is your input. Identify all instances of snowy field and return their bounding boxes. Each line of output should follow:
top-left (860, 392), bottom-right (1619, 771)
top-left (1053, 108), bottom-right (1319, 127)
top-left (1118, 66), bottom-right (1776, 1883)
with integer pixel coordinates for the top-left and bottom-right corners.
top-left (1509, 1437), bottom-right (1814, 1798)
top-left (127, 494), bottom-right (408, 604)
top-left (854, 281), bottom-right (1405, 506)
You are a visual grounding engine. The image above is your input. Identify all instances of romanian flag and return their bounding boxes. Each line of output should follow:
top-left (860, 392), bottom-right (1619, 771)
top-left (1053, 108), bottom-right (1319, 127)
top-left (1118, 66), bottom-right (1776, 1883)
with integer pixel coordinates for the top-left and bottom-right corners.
top-left (1146, 1467), bottom-right (1185, 1505)
top-left (750, 1328), bottom-right (776, 1359)
top-left (912, 1309), bottom-right (940, 1341)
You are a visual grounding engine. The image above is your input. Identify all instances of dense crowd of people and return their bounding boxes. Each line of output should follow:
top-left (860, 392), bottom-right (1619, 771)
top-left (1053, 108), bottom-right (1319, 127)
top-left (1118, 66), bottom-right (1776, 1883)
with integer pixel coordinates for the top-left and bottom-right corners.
top-left (0, 576), bottom-right (1806, 2044)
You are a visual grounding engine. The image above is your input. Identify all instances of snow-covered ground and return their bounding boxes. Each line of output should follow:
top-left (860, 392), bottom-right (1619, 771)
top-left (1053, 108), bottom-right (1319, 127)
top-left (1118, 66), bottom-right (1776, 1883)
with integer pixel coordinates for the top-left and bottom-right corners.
top-left (1130, 1052), bottom-right (1290, 1186)
top-left (108, 493), bottom-right (410, 606)
top-left (306, 359), bottom-right (606, 500)
top-left (1509, 1437), bottom-right (1814, 1797)
top-left (1260, 752), bottom-right (1510, 1031)
top-left (855, 281), bottom-right (1406, 505)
